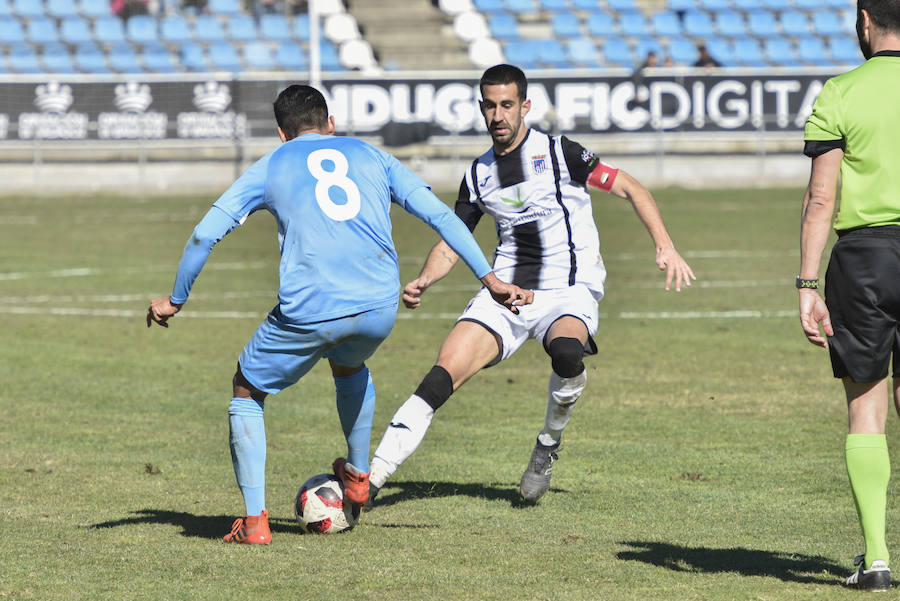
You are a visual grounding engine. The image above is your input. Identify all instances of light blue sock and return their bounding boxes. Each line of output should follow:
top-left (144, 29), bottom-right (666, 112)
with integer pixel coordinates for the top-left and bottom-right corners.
top-left (334, 367), bottom-right (375, 472)
top-left (228, 397), bottom-right (266, 516)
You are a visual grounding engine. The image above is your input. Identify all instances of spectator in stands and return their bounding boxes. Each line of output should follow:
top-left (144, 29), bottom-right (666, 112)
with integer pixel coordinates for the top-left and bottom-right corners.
top-left (632, 51), bottom-right (658, 85)
top-left (112, 0), bottom-right (150, 20)
top-left (252, 0), bottom-right (284, 18)
top-left (663, 55), bottom-right (675, 67)
top-left (694, 44), bottom-right (721, 68)
top-left (183, 0), bottom-right (208, 11)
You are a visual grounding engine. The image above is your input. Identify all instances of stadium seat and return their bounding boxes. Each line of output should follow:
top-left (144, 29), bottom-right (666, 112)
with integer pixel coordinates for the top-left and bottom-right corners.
top-left (48, 0), bottom-right (80, 19)
top-left (505, 0), bottom-right (538, 12)
top-left (259, 14), bottom-right (292, 42)
top-left (651, 11), bottom-right (682, 37)
top-left (764, 37), bottom-right (797, 66)
top-left (0, 0), bottom-right (10, 15)
top-left (60, 16), bottom-right (93, 45)
top-left (127, 15), bottom-right (159, 46)
top-left (715, 11), bottom-right (746, 37)
top-left (473, 0), bottom-right (507, 12)
top-left (339, 38), bottom-right (378, 70)
top-left (607, 0), bottom-right (636, 10)
top-left (779, 10), bottom-right (811, 35)
top-left (27, 18), bottom-right (60, 46)
top-left (143, 43), bottom-right (178, 72)
top-left (160, 16), bottom-right (192, 45)
top-left (635, 38), bottom-right (663, 63)
top-left (193, 15), bottom-right (227, 43)
top-left (7, 44), bottom-right (42, 73)
top-left (747, 10), bottom-right (779, 38)
top-left (454, 11), bottom-right (489, 41)
top-left (758, 0), bottom-right (792, 8)
top-left (551, 13), bottom-right (581, 38)
top-left (324, 13), bottom-right (361, 43)
top-left (242, 40), bottom-right (275, 70)
top-left (571, 0), bottom-right (601, 9)
top-left (540, 0), bottom-right (569, 9)
top-left (79, 0), bottom-right (111, 18)
top-left (619, 11), bottom-right (649, 37)
top-left (601, 37), bottom-right (632, 67)
top-left (293, 14), bottom-right (311, 40)
top-left (180, 42), bottom-right (208, 71)
top-left (469, 36), bottom-right (505, 68)
top-left (441, 0), bottom-right (476, 14)
top-left (536, 38), bottom-right (569, 68)
top-left (812, 11), bottom-right (846, 36)
top-left (94, 17), bottom-right (127, 45)
top-left (566, 37), bottom-right (599, 67)
top-left (74, 43), bottom-right (109, 72)
top-left (0, 17), bottom-right (26, 45)
top-left (683, 11), bottom-right (714, 37)
top-left (13, 0), bottom-right (45, 18)
top-left (503, 40), bottom-right (541, 69)
top-left (667, 0), bottom-right (696, 11)
top-left (705, 37), bottom-right (734, 66)
top-left (108, 42), bottom-right (143, 72)
top-left (208, 0), bottom-right (243, 15)
top-left (793, 0), bottom-right (820, 8)
top-left (667, 37), bottom-right (698, 64)
top-left (585, 12), bottom-right (616, 37)
top-left (208, 41), bottom-right (242, 72)
top-left (797, 36), bottom-right (831, 66)
top-left (838, 8), bottom-right (856, 33)
top-left (829, 37), bottom-right (861, 64)
top-left (320, 41), bottom-right (343, 70)
top-left (698, 0), bottom-right (730, 9)
top-left (731, 0), bottom-right (760, 9)
top-left (275, 41), bottom-right (308, 70)
top-left (732, 37), bottom-right (766, 67)
top-left (488, 13), bottom-right (519, 39)
top-left (227, 15), bottom-right (258, 42)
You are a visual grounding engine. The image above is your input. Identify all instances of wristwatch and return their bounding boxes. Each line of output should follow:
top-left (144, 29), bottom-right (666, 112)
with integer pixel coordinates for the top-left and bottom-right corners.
top-left (795, 276), bottom-right (819, 289)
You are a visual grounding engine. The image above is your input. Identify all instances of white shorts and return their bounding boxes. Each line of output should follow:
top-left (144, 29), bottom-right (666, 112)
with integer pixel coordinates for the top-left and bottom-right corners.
top-left (458, 284), bottom-right (599, 364)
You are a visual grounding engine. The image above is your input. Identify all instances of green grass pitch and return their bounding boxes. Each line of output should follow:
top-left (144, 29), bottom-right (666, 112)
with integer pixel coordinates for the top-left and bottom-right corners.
top-left (0, 186), bottom-right (893, 600)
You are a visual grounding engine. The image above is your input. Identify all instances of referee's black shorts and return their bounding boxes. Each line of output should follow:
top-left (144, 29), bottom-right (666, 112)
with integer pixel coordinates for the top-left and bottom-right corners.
top-left (825, 225), bottom-right (900, 382)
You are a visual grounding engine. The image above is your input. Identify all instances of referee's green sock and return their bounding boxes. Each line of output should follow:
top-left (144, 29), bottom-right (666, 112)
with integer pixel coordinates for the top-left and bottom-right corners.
top-left (845, 434), bottom-right (890, 568)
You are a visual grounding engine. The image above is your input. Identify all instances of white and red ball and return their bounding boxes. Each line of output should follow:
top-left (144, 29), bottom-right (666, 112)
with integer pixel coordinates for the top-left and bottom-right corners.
top-left (294, 473), bottom-right (359, 534)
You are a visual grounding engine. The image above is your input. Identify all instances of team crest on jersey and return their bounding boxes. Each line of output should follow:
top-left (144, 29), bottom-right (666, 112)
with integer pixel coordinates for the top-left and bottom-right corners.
top-left (531, 155), bottom-right (547, 174)
top-left (581, 149), bottom-right (594, 163)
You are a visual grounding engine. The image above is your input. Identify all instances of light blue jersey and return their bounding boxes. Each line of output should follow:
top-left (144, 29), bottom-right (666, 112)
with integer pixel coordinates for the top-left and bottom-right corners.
top-left (169, 133), bottom-right (491, 324)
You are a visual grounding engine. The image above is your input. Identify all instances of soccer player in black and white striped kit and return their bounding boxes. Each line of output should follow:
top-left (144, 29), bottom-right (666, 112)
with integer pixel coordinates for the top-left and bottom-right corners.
top-left (368, 64), bottom-right (695, 505)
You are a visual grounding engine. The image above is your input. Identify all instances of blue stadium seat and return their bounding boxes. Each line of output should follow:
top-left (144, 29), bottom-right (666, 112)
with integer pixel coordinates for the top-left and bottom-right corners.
top-left (60, 17), bottom-right (93, 45)
top-left (74, 43), bottom-right (109, 72)
top-left (667, 38), bottom-right (698, 64)
top-left (143, 43), bottom-right (178, 72)
top-left (193, 14), bottom-right (226, 43)
top-left (585, 12), bottom-right (616, 37)
top-left (473, 0), bottom-right (507, 12)
top-left (619, 11), bottom-right (649, 37)
top-left (780, 10), bottom-right (810, 35)
top-left (0, 17), bottom-right (26, 45)
top-left (747, 10), bottom-right (779, 38)
top-left (838, 8), bottom-right (856, 33)
top-left (488, 13), bottom-right (519, 39)
top-left (275, 41), bottom-right (308, 70)
top-left (208, 41), bottom-right (242, 72)
top-left (536, 38), bottom-right (569, 67)
top-left (541, 0), bottom-right (569, 9)
top-left (161, 15), bottom-right (192, 44)
top-left (763, 37), bottom-right (796, 65)
top-left (293, 14), bottom-right (311, 40)
top-left (601, 37), bottom-right (632, 67)
top-left (829, 37), bottom-right (861, 64)
top-left (94, 17), bottom-right (127, 45)
top-left (705, 37), bottom-right (734, 66)
top-left (551, 13), bottom-right (581, 38)
top-left (0, 0), bottom-right (10, 15)
top-left (715, 11), bottom-right (746, 37)
top-left (180, 42), bottom-right (208, 71)
top-left (79, 0), bottom-right (111, 18)
top-left (698, 0), bottom-right (729, 9)
top-left (208, 0), bottom-right (243, 15)
top-left (731, 0), bottom-right (760, 9)
top-left (227, 15), bottom-right (258, 42)
top-left (667, 0), bottom-right (696, 11)
top-left (504, 0), bottom-right (538, 12)
top-left (607, 0), bottom-right (635, 10)
top-left (320, 41), bottom-right (342, 70)
top-left (503, 40), bottom-right (542, 69)
top-left (13, 0), bottom-right (45, 18)
top-left (566, 37), bottom-right (599, 66)
top-left (793, 0), bottom-right (820, 8)
top-left (812, 11), bottom-right (846, 36)
top-left (635, 38), bottom-right (663, 63)
top-left (823, 0), bottom-right (851, 7)
top-left (27, 18), bottom-right (60, 46)
top-left (259, 14), bottom-right (291, 42)
top-left (48, 0), bottom-right (80, 18)
top-left (733, 37), bottom-right (766, 66)
top-left (571, 0), bottom-right (600, 8)
top-left (651, 11), bottom-right (682, 37)
top-left (108, 42), bottom-right (143, 72)
top-left (7, 44), bottom-right (42, 73)
top-left (243, 41), bottom-right (274, 70)
top-left (758, 0), bottom-right (792, 8)
top-left (42, 44), bottom-right (77, 73)
top-left (127, 15), bottom-right (159, 45)
top-left (683, 11), bottom-right (714, 37)
top-left (797, 35), bottom-right (831, 65)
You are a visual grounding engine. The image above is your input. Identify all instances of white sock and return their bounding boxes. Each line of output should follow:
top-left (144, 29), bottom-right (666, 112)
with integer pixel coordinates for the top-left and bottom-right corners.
top-left (370, 395), bottom-right (434, 488)
top-left (541, 370), bottom-right (586, 445)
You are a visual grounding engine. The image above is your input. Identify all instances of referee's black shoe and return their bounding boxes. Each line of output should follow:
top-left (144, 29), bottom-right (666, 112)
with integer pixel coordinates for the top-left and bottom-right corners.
top-left (845, 555), bottom-right (891, 591)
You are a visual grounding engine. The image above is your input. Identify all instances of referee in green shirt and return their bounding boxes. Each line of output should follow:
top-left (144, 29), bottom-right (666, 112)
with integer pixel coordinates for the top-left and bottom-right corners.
top-left (800, 0), bottom-right (900, 591)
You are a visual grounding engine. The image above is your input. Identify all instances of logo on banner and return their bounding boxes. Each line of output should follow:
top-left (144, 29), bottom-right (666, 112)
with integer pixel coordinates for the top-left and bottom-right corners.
top-left (19, 81), bottom-right (88, 139)
top-left (177, 81), bottom-right (247, 139)
top-left (531, 154), bottom-right (547, 175)
top-left (98, 82), bottom-right (168, 139)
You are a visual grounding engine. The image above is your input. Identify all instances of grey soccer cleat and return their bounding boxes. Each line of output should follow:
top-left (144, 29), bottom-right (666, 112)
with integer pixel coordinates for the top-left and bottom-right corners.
top-left (519, 438), bottom-right (559, 502)
top-left (845, 555), bottom-right (891, 591)
top-left (362, 482), bottom-right (380, 512)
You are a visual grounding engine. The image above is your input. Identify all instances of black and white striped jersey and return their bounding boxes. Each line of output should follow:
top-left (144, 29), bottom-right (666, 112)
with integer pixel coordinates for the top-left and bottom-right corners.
top-left (455, 129), bottom-right (616, 296)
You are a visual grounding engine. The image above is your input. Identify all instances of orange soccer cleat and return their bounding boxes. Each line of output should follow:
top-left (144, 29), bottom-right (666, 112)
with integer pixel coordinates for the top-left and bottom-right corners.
top-left (332, 458), bottom-right (371, 505)
top-left (223, 509), bottom-right (272, 545)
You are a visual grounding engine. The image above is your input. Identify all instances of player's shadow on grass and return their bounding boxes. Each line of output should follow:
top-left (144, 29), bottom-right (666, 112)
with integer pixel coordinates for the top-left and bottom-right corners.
top-left (90, 509), bottom-right (299, 540)
top-left (373, 480), bottom-right (568, 509)
top-left (617, 540), bottom-right (847, 586)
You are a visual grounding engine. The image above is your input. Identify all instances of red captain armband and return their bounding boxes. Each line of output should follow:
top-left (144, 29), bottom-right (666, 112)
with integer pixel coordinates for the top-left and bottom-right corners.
top-left (586, 160), bottom-right (619, 192)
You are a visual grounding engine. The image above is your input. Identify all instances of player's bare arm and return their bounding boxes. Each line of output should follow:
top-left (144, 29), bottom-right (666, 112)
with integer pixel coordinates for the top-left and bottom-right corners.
top-left (799, 148), bottom-right (842, 348)
top-left (608, 170), bottom-right (696, 291)
top-left (146, 296), bottom-right (182, 328)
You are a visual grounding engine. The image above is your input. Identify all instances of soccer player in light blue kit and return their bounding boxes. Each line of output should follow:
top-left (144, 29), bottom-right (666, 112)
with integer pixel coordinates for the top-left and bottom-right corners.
top-left (147, 85), bottom-right (532, 544)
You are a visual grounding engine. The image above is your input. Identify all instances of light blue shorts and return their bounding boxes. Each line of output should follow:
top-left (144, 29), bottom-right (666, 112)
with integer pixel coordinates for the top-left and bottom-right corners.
top-left (238, 302), bottom-right (397, 394)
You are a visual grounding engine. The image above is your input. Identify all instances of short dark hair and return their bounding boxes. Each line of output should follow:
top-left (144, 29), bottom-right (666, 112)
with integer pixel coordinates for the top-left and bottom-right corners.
top-left (859, 0), bottom-right (900, 33)
top-left (273, 84), bottom-right (329, 139)
top-left (479, 64), bottom-right (527, 101)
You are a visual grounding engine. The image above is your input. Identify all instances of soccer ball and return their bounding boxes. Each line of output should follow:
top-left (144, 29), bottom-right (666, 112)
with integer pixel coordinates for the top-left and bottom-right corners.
top-left (294, 473), bottom-right (359, 534)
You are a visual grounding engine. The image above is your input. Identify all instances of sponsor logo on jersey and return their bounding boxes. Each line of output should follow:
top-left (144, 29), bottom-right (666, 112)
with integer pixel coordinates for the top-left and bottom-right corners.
top-left (500, 187), bottom-right (528, 211)
top-left (478, 173), bottom-right (492, 188)
top-left (531, 155), bottom-right (547, 175)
